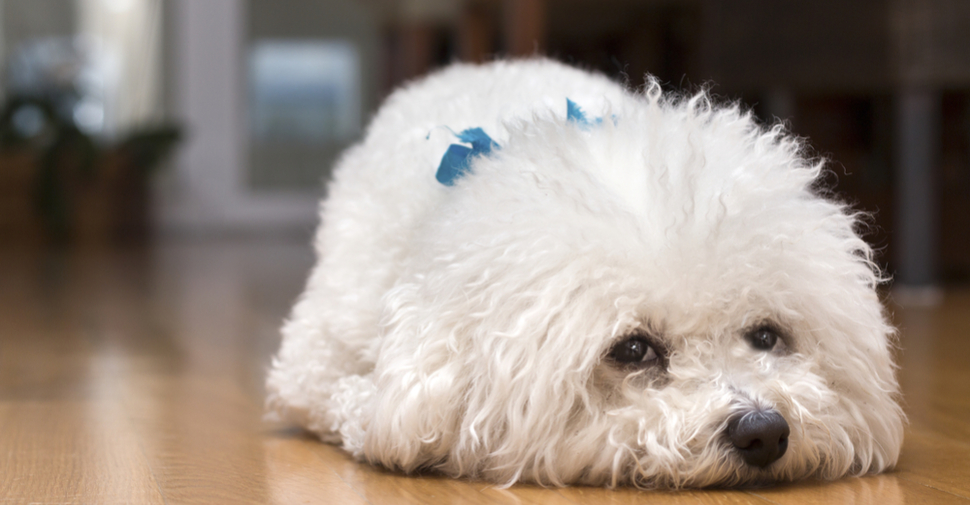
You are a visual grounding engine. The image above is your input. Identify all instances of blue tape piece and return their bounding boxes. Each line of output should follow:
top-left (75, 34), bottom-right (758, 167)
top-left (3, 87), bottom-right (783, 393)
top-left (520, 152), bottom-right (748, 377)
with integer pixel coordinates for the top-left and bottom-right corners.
top-left (567, 98), bottom-right (588, 125)
top-left (436, 127), bottom-right (499, 186)
top-left (436, 144), bottom-right (473, 185)
top-left (455, 127), bottom-right (498, 155)
top-left (567, 98), bottom-right (606, 128)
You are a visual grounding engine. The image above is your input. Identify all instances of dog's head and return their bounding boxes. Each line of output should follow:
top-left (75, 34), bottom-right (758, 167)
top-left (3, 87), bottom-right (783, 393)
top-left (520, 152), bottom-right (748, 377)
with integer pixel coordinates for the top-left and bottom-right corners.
top-left (359, 87), bottom-right (904, 487)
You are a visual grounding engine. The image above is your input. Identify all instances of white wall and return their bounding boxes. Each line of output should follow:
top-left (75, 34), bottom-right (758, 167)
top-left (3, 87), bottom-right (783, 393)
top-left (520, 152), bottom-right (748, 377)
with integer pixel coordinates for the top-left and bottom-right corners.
top-left (76, 0), bottom-right (164, 137)
top-left (156, 0), bottom-right (319, 236)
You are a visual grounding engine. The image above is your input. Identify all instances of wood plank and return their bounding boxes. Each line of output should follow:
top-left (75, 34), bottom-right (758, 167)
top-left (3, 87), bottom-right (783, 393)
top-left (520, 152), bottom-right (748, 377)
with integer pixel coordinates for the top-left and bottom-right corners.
top-left (0, 401), bottom-right (166, 505)
top-left (751, 474), bottom-right (970, 504)
top-left (262, 432), bottom-right (370, 505)
top-left (895, 430), bottom-right (970, 499)
top-left (119, 374), bottom-right (277, 505)
top-left (560, 486), bottom-right (773, 505)
top-left (313, 442), bottom-right (502, 505)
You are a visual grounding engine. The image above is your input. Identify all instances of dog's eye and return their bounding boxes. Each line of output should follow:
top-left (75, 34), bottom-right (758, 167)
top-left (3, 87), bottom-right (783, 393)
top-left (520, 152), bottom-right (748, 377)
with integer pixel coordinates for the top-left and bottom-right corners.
top-left (745, 327), bottom-right (781, 351)
top-left (608, 336), bottom-right (659, 364)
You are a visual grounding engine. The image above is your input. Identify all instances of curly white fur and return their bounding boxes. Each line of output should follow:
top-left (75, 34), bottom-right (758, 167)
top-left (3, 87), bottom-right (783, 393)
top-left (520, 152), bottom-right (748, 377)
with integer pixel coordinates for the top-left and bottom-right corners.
top-left (266, 59), bottom-right (904, 488)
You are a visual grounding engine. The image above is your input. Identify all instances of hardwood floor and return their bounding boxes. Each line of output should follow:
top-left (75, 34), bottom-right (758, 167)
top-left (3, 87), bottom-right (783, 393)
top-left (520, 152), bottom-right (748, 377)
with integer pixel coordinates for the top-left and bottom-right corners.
top-left (1, 240), bottom-right (968, 504)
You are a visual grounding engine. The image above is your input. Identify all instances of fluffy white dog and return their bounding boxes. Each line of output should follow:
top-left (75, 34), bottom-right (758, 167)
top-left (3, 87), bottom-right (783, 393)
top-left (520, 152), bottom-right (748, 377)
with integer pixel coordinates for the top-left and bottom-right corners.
top-left (266, 59), bottom-right (904, 488)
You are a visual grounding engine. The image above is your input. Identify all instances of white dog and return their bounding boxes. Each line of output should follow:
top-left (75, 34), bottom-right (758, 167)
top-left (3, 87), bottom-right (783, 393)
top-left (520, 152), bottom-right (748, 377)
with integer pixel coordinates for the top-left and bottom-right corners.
top-left (266, 59), bottom-right (904, 488)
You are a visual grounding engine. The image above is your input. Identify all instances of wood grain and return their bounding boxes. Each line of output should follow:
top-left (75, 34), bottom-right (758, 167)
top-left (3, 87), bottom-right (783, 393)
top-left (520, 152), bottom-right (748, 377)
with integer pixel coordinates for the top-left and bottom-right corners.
top-left (1, 241), bottom-right (969, 504)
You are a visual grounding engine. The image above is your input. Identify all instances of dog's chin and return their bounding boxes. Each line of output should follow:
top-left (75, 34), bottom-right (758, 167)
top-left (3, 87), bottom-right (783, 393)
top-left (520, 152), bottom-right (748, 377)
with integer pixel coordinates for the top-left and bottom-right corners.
top-left (626, 455), bottom-right (793, 490)
top-left (707, 471), bottom-right (788, 490)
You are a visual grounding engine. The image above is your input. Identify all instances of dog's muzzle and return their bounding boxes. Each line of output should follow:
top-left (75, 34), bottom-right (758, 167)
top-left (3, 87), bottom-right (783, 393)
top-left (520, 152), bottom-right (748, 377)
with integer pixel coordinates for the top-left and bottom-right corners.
top-left (727, 410), bottom-right (790, 468)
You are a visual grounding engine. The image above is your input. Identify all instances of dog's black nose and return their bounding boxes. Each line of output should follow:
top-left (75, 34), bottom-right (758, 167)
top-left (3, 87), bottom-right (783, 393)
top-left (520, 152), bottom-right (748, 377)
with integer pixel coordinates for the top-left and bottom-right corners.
top-left (727, 410), bottom-right (790, 468)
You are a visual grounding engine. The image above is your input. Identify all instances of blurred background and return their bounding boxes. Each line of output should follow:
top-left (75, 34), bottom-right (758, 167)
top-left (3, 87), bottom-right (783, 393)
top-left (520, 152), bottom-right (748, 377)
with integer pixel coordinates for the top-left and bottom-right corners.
top-left (0, 0), bottom-right (968, 293)
top-left (3, 3), bottom-right (970, 500)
